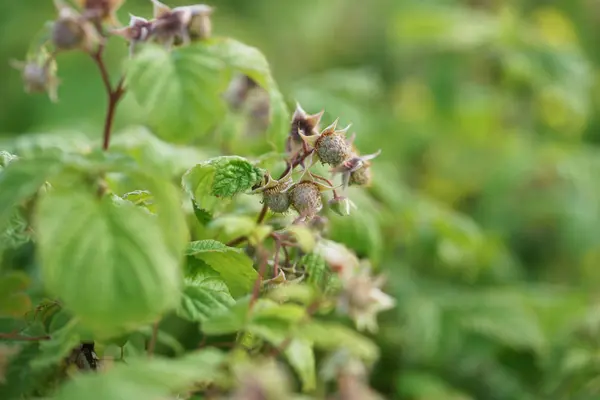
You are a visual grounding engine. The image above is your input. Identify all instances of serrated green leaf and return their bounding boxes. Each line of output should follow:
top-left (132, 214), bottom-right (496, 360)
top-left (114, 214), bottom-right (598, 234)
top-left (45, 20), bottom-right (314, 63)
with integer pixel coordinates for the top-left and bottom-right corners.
top-left (186, 240), bottom-right (258, 297)
top-left (205, 38), bottom-right (290, 143)
top-left (211, 157), bottom-right (264, 198)
top-left (299, 321), bottom-right (379, 363)
top-left (54, 349), bottom-right (225, 400)
top-left (285, 339), bottom-right (316, 392)
top-left (36, 187), bottom-right (183, 337)
top-left (178, 266), bottom-right (235, 323)
top-left (126, 44), bottom-right (228, 142)
top-left (182, 156), bottom-right (264, 215)
top-left (300, 253), bottom-right (332, 292)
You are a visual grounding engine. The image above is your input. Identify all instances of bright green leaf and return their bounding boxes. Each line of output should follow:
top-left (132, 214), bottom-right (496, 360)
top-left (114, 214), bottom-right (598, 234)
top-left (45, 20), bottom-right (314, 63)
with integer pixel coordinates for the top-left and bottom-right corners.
top-left (36, 187), bottom-right (183, 337)
top-left (126, 44), bottom-right (228, 141)
top-left (299, 321), bottom-right (379, 364)
top-left (201, 299), bottom-right (249, 336)
top-left (54, 349), bottom-right (225, 400)
top-left (178, 266), bottom-right (235, 323)
top-left (205, 38), bottom-right (290, 143)
top-left (285, 339), bottom-right (316, 392)
top-left (186, 240), bottom-right (258, 297)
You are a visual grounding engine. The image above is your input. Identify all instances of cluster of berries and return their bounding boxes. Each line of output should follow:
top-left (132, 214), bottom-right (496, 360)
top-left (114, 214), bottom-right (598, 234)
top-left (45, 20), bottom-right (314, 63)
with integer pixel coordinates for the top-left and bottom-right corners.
top-left (12, 0), bottom-right (213, 102)
top-left (253, 104), bottom-right (381, 221)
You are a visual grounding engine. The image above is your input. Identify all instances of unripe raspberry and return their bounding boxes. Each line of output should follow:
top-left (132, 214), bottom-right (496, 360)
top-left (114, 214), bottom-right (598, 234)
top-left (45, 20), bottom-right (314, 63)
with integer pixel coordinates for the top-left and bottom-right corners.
top-left (315, 122), bottom-right (352, 167)
top-left (263, 188), bottom-right (291, 213)
top-left (52, 2), bottom-right (102, 52)
top-left (349, 164), bottom-right (372, 187)
top-left (290, 181), bottom-right (323, 218)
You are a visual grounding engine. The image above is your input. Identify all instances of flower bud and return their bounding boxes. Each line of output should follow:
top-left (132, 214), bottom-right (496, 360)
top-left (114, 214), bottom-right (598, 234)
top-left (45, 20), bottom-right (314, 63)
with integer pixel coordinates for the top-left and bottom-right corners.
top-left (52, 1), bottom-right (102, 52)
top-left (290, 181), bottom-right (323, 219)
top-left (11, 53), bottom-right (60, 103)
top-left (314, 120), bottom-right (352, 166)
top-left (330, 149), bottom-right (381, 189)
top-left (328, 196), bottom-right (355, 216)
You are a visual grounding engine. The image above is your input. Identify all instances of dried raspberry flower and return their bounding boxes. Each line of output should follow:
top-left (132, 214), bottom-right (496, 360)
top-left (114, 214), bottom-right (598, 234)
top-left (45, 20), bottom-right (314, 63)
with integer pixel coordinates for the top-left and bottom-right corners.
top-left (149, 1), bottom-right (213, 48)
top-left (337, 264), bottom-right (395, 333)
top-left (76, 0), bottom-right (124, 25)
top-left (287, 103), bottom-right (324, 155)
top-left (331, 149), bottom-right (381, 189)
top-left (184, 4), bottom-right (213, 40)
top-left (52, 0), bottom-right (102, 53)
top-left (111, 15), bottom-right (151, 56)
top-left (11, 50), bottom-right (60, 103)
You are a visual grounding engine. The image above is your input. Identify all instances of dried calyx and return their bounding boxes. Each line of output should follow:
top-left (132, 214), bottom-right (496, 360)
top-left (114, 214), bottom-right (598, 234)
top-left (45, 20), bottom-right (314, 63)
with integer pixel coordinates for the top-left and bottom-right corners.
top-left (11, 50), bottom-right (60, 103)
top-left (287, 103), bottom-right (324, 155)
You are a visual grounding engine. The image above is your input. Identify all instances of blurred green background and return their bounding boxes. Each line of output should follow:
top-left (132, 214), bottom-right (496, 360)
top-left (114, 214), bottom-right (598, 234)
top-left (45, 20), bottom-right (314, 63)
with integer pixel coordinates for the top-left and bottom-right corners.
top-left (4, 0), bottom-right (600, 399)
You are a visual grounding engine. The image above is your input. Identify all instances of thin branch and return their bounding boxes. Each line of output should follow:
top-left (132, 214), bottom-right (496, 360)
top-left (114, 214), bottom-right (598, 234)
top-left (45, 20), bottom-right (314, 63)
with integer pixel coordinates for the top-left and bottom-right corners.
top-left (0, 332), bottom-right (50, 341)
top-left (273, 237), bottom-right (281, 278)
top-left (90, 45), bottom-right (126, 151)
top-left (250, 248), bottom-right (269, 309)
top-left (226, 235), bottom-right (248, 247)
top-left (147, 321), bottom-right (159, 357)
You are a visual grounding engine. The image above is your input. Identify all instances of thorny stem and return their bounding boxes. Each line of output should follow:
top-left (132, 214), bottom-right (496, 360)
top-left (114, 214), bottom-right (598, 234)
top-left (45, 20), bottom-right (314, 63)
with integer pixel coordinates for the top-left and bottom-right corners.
top-left (91, 45), bottom-right (126, 151)
top-left (0, 331), bottom-right (50, 341)
top-left (272, 235), bottom-right (282, 278)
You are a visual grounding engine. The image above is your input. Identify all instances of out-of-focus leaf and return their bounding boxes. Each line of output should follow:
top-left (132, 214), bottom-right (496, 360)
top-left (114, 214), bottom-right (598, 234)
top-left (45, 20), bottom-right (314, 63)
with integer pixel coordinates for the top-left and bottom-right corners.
top-left (186, 240), bottom-right (258, 297)
top-left (126, 44), bottom-right (228, 142)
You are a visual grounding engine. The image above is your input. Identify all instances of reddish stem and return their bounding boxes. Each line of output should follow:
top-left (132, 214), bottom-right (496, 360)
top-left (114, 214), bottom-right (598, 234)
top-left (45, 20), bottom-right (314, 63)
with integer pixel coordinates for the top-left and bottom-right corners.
top-left (250, 248), bottom-right (269, 309)
top-left (91, 46), bottom-right (126, 151)
top-left (0, 332), bottom-right (50, 341)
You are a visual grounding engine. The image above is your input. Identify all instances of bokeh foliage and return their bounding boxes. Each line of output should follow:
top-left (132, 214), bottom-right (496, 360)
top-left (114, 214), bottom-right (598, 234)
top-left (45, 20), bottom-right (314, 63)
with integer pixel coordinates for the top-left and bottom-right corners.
top-left (2, 0), bottom-right (600, 398)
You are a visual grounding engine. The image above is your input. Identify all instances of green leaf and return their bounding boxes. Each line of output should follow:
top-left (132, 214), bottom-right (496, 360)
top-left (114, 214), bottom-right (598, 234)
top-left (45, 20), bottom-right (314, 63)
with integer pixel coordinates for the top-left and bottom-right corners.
top-left (0, 272), bottom-right (31, 318)
top-left (54, 349), bottom-right (225, 400)
top-left (205, 38), bottom-right (290, 143)
top-left (211, 157), bottom-right (264, 198)
top-left (182, 156), bottom-right (264, 214)
top-left (0, 342), bottom-right (54, 399)
top-left (177, 266), bottom-right (236, 323)
top-left (126, 44), bottom-right (228, 141)
top-left (36, 187), bottom-right (183, 337)
top-left (299, 321), bottom-right (379, 363)
top-left (0, 157), bottom-right (59, 232)
top-left (285, 339), bottom-right (316, 393)
top-left (201, 299), bottom-right (249, 335)
top-left (186, 240), bottom-right (258, 297)
top-left (300, 253), bottom-right (332, 292)
top-left (286, 225), bottom-right (316, 253)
